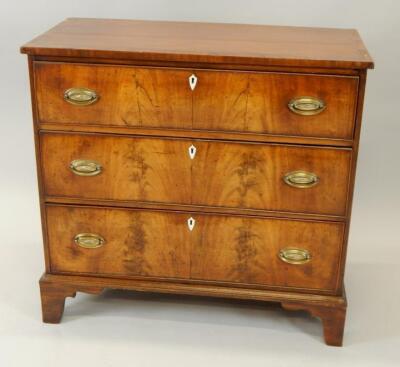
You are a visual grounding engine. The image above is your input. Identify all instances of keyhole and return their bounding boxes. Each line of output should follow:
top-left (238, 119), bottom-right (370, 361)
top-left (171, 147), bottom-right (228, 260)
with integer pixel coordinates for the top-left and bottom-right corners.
top-left (189, 74), bottom-right (197, 90)
top-left (187, 217), bottom-right (195, 231)
top-left (189, 144), bottom-right (196, 159)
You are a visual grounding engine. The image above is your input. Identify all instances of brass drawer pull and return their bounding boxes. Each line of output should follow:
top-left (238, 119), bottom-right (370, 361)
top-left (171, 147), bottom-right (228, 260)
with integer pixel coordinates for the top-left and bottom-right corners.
top-left (284, 170), bottom-right (319, 188)
top-left (279, 248), bottom-right (311, 265)
top-left (64, 87), bottom-right (98, 106)
top-left (74, 233), bottom-right (105, 249)
top-left (70, 159), bottom-right (102, 176)
top-left (288, 96), bottom-right (326, 115)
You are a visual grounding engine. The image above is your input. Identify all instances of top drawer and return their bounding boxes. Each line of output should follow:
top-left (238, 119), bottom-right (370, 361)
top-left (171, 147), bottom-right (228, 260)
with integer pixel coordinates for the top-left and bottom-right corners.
top-left (34, 62), bottom-right (358, 139)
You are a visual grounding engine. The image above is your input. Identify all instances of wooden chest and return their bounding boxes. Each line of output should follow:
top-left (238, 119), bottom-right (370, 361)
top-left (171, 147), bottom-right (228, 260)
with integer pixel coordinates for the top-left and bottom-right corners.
top-left (21, 18), bottom-right (373, 346)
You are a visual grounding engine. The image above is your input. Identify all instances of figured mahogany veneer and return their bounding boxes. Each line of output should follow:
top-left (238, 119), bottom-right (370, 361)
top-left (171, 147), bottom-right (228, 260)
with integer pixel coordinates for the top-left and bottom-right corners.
top-left (46, 205), bottom-right (345, 292)
top-left (35, 62), bottom-right (358, 139)
top-left (40, 132), bottom-right (351, 216)
top-left (35, 63), bottom-right (193, 130)
top-left (21, 18), bottom-right (373, 346)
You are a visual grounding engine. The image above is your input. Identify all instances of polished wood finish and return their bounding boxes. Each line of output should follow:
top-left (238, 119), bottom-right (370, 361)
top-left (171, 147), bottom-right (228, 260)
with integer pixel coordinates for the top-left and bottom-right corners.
top-left (46, 204), bottom-right (344, 293)
top-left (282, 302), bottom-right (347, 346)
top-left (191, 213), bottom-right (344, 291)
top-left (40, 133), bottom-right (191, 205)
top-left (21, 18), bottom-right (374, 69)
top-left (192, 140), bottom-right (351, 216)
top-left (35, 62), bottom-right (193, 128)
top-left (27, 56), bottom-right (51, 272)
top-left (39, 272), bottom-right (347, 345)
top-left (35, 62), bottom-right (358, 139)
top-left (46, 205), bottom-right (191, 278)
top-left (22, 19), bottom-right (373, 346)
top-left (38, 122), bottom-right (355, 148)
top-left (194, 70), bottom-right (358, 139)
top-left (44, 196), bottom-right (346, 223)
top-left (33, 54), bottom-right (363, 76)
top-left (40, 132), bottom-right (351, 216)
top-left (40, 273), bottom-right (347, 305)
top-left (40, 274), bottom-right (103, 323)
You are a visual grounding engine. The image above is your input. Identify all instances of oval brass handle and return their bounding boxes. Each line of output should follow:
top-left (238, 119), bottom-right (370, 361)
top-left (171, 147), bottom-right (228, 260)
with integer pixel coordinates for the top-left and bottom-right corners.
top-left (279, 248), bottom-right (311, 265)
top-left (70, 159), bottom-right (102, 176)
top-left (288, 96), bottom-right (326, 115)
top-left (283, 170), bottom-right (319, 188)
top-left (74, 233), bottom-right (105, 249)
top-left (64, 87), bottom-right (98, 106)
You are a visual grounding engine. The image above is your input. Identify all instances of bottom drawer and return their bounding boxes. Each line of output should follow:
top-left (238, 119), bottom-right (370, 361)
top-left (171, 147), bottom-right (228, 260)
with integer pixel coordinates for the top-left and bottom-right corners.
top-left (46, 205), bottom-right (345, 293)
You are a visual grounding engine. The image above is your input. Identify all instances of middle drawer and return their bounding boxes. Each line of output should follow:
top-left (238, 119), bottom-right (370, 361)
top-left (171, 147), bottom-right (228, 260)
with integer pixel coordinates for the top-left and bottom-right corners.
top-left (40, 132), bottom-right (352, 216)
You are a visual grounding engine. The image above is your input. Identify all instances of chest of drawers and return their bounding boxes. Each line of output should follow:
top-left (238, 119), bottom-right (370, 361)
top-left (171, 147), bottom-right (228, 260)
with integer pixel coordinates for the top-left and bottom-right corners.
top-left (21, 18), bottom-right (373, 346)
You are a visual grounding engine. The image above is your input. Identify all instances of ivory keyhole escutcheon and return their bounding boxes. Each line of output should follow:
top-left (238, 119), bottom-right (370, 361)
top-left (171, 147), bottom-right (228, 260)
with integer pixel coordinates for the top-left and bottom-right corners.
top-left (187, 217), bottom-right (195, 231)
top-left (188, 144), bottom-right (197, 159)
top-left (189, 74), bottom-right (197, 90)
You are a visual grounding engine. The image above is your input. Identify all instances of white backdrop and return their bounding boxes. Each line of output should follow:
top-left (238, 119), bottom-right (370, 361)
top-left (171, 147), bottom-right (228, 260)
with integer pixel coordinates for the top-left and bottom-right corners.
top-left (0, 1), bottom-right (399, 366)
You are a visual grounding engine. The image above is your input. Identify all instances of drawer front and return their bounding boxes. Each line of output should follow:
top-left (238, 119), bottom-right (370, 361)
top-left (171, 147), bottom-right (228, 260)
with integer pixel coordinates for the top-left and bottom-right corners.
top-left (35, 62), bottom-right (358, 140)
top-left (46, 205), bottom-right (344, 292)
top-left (35, 62), bottom-right (193, 128)
top-left (192, 214), bottom-right (344, 291)
top-left (40, 133), bottom-right (192, 205)
top-left (41, 133), bottom-right (351, 216)
top-left (193, 140), bottom-right (352, 216)
top-left (193, 70), bottom-right (358, 139)
top-left (46, 205), bottom-right (191, 278)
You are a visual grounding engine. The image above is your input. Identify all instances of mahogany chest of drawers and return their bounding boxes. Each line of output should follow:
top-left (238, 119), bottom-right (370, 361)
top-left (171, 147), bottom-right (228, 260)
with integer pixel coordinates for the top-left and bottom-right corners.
top-left (21, 18), bottom-right (373, 346)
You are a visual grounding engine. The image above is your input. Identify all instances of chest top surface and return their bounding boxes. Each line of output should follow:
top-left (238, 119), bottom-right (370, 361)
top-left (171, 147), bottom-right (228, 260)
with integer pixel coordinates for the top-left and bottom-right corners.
top-left (20, 18), bottom-right (373, 69)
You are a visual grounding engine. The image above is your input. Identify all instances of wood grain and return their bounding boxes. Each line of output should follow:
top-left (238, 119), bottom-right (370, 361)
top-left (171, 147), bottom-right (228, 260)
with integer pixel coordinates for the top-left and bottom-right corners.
top-left (32, 54), bottom-right (362, 76)
top-left (194, 70), bottom-right (358, 139)
top-left (21, 18), bottom-right (373, 345)
top-left (35, 62), bottom-right (193, 128)
top-left (39, 271), bottom-right (347, 346)
top-left (193, 140), bottom-right (352, 216)
top-left (27, 56), bottom-right (52, 272)
top-left (282, 302), bottom-right (347, 347)
top-left (40, 274), bottom-right (103, 323)
top-left (40, 132), bottom-right (351, 216)
top-left (46, 205), bottom-right (344, 293)
top-left (35, 62), bottom-right (358, 139)
top-left (44, 196), bottom-right (347, 223)
top-left (40, 133), bottom-right (191, 205)
top-left (37, 121), bottom-right (355, 148)
top-left (41, 273), bottom-right (347, 305)
top-left (335, 69), bottom-right (369, 293)
top-left (193, 70), bottom-right (249, 132)
top-left (191, 214), bottom-right (344, 291)
top-left (21, 18), bottom-right (374, 69)
top-left (46, 205), bottom-right (191, 278)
